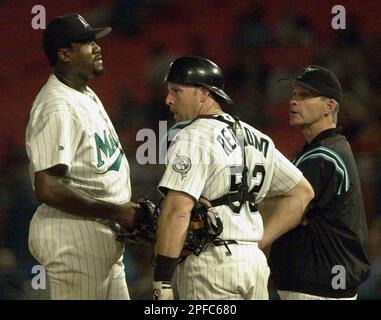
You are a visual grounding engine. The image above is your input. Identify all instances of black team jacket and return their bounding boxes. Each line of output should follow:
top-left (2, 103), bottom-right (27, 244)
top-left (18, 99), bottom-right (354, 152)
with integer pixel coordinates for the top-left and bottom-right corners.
top-left (269, 128), bottom-right (370, 298)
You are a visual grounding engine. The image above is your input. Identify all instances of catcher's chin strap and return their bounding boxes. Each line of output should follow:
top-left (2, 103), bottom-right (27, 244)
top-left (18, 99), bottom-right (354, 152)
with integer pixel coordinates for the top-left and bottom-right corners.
top-left (192, 114), bottom-right (257, 212)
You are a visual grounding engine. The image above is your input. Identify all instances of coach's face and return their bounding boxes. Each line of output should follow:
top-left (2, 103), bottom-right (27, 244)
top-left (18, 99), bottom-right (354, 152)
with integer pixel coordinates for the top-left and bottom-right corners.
top-left (66, 40), bottom-right (104, 79)
top-left (165, 83), bottom-right (203, 122)
top-left (289, 85), bottom-right (327, 127)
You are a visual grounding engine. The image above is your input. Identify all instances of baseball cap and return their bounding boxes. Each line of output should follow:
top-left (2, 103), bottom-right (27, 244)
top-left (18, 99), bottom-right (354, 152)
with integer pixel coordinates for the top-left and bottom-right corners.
top-left (43, 13), bottom-right (112, 52)
top-left (279, 65), bottom-right (342, 103)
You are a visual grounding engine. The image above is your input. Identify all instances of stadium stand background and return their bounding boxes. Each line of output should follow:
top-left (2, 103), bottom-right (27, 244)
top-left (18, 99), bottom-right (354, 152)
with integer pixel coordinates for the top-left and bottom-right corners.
top-left (0, 0), bottom-right (380, 299)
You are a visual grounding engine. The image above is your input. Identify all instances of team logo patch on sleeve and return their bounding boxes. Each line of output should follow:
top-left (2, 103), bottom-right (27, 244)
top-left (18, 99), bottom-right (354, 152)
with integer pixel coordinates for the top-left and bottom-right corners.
top-left (172, 155), bottom-right (192, 179)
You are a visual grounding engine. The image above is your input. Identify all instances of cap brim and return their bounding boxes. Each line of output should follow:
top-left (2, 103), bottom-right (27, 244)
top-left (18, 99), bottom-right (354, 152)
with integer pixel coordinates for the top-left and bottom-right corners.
top-left (94, 26), bottom-right (112, 39)
top-left (278, 78), bottom-right (323, 95)
top-left (74, 26), bottom-right (112, 43)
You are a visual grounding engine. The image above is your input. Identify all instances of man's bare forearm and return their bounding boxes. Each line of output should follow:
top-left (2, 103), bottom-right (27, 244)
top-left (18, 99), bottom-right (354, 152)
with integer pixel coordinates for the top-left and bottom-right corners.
top-left (155, 191), bottom-right (194, 258)
top-left (258, 177), bottom-right (314, 248)
top-left (259, 196), bottom-right (304, 248)
top-left (37, 175), bottom-right (121, 219)
top-left (34, 166), bottom-right (139, 229)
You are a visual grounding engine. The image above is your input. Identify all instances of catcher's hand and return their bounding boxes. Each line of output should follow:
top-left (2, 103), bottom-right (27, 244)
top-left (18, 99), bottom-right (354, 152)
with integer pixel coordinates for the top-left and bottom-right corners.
top-left (116, 197), bottom-right (160, 246)
top-left (180, 197), bottom-right (223, 257)
top-left (153, 281), bottom-right (174, 300)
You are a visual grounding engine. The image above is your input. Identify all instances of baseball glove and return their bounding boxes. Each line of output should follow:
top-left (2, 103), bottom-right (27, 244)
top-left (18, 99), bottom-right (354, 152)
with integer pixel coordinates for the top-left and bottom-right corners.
top-left (116, 197), bottom-right (160, 246)
top-left (180, 199), bottom-right (223, 257)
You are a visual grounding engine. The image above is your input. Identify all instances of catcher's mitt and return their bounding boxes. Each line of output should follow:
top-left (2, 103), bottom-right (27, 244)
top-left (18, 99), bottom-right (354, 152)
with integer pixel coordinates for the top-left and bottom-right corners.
top-left (116, 197), bottom-right (160, 246)
top-left (180, 200), bottom-right (223, 257)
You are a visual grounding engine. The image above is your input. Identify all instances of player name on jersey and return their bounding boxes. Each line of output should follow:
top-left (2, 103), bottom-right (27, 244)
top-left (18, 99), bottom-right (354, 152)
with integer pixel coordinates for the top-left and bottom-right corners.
top-left (217, 126), bottom-right (269, 157)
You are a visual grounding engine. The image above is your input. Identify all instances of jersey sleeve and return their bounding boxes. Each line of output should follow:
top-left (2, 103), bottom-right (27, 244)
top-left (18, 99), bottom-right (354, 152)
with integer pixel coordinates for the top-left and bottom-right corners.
top-left (158, 137), bottom-right (211, 201)
top-left (267, 149), bottom-right (303, 197)
top-left (26, 110), bottom-right (83, 174)
top-left (295, 147), bottom-right (350, 206)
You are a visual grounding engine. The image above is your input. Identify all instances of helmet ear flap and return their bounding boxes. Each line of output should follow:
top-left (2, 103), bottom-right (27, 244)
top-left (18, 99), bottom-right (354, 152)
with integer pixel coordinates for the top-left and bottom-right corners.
top-left (164, 56), bottom-right (234, 104)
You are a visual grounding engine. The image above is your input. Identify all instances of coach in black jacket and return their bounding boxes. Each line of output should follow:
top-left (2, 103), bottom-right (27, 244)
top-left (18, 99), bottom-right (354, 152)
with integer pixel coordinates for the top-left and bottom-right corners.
top-left (268, 65), bottom-right (370, 299)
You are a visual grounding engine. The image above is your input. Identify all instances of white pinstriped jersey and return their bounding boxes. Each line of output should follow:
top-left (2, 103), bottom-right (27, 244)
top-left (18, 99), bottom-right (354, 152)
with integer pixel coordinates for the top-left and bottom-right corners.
top-left (158, 114), bottom-right (302, 242)
top-left (25, 74), bottom-right (131, 299)
top-left (26, 74), bottom-right (131, 206)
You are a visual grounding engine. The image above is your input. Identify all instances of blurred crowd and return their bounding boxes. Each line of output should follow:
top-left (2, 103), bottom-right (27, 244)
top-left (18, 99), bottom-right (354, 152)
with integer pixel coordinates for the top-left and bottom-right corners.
top-left (1, 0), bottom-right (380, 299)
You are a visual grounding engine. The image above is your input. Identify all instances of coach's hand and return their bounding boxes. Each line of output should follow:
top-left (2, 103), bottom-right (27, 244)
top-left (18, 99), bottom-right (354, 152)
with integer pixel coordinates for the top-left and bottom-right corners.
top-left (113, 202), bottom-right (144, 231)
top-left (153, 281), bottom-right (174, 300)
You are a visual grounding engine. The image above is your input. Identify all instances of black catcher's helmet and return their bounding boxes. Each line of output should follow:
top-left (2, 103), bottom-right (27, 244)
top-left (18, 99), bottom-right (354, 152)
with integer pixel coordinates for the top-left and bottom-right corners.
top-left (164, 56), bottom-right (233, 104)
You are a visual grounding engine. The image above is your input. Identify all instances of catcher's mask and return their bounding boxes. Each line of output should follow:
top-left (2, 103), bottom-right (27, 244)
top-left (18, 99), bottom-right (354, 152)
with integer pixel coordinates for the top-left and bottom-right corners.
top-left (164, 56), bottom-right (233, 104)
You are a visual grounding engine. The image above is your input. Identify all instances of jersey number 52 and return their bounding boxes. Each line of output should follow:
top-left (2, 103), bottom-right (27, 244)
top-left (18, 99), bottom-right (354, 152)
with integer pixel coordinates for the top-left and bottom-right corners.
top-left (229, 164), bottom-right (266, 196)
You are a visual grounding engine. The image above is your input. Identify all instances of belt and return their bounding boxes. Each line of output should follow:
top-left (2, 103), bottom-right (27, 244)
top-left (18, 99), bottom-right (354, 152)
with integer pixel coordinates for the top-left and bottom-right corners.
top-left (212, 240), bottom-right (258, 246)
top-left (212, 240), bottom-right (238, 246)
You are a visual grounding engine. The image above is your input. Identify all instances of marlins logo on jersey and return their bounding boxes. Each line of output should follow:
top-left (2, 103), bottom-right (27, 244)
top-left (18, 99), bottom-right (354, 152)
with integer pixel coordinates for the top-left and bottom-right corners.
top-left (171, 155), bottom-right (192, 179)
top-left (26, 74), bottom-right (131, 299)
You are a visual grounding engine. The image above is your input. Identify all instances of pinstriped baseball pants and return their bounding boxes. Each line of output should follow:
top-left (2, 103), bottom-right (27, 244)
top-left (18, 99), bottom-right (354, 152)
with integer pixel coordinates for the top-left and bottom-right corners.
top-left (174, 243), bottom-right (270, 300)
top-left (29, 207), bottom-right (130, 300)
